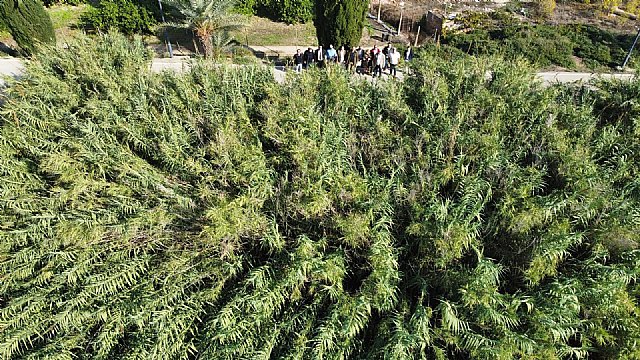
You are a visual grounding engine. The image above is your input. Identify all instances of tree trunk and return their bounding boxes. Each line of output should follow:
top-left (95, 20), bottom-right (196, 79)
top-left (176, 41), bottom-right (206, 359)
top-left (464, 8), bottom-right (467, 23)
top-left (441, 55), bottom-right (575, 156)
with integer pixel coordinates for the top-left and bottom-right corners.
top-left (196, 29), bottom-right (212, 58)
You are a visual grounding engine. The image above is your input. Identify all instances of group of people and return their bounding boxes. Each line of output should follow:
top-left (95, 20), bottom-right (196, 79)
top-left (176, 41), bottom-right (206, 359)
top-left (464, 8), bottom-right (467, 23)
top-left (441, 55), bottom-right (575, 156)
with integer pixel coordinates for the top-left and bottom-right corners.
top-left (292, 43), bottom-right (414, 78)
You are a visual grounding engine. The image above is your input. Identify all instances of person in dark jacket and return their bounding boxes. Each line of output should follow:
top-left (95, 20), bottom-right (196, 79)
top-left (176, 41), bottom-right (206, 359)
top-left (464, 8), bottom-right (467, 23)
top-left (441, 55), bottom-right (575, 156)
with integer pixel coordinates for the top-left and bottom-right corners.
top-left (293, 49), bottom-right (304, 73)
top-left (404, 45), bottom-right (414, 61)
top-left (303, 47), bottom-right (314, 69)
top-left (315, 45), bottom-right (325, 68)
top-left (347, 47), bottom-right (358, 73)
top-left (403, 45), bottom-right (414, 75)
top-left (382, 43), bottom-right (390, 71)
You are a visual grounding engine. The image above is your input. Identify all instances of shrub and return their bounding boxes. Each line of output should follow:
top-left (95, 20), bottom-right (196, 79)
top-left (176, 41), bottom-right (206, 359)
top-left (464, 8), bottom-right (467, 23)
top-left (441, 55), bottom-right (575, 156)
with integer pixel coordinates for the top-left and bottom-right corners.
top-left (258, 0), bottom-right (314, 23)
top-left (444, 24), bottom-right (637, 70)
top-left (315, 0), bottom-right (367, 47)
top-left (456, 11), bottom-right (492, 29)
top-left (81, 0), bottom-right (157, 35)
top-left (235, 0), bottom-right (315, 24)
top-left (559, 24), bottom-right (631, 68)
top-left (235, 0), bottom-right (258, 15)
top-left (506, 26), bottom-right (575, 68)
top-left (42, 0), bottom-right (86, 6)
top-left (534, 0), bottom-right (556, 18)
top-left (0, 0), bottom-right (56, 55)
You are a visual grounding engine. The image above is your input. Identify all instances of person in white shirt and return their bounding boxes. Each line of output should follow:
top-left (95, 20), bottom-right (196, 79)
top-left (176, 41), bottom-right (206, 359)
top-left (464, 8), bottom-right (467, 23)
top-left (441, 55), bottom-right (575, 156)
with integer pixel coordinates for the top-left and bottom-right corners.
top-left (388, 47), bottom-right (401, 77)
top-left (374, 51), bottom-right (386, 77)
top-left (338, 46), bottom-right (346, 65)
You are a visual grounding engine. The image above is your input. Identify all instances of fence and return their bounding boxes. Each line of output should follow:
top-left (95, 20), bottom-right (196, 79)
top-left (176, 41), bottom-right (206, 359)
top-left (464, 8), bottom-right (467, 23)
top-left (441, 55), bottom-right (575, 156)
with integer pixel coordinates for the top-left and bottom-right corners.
top-left (368, 0), bottom-right (468, 41)
top-left (368, 1), bottom-right (439, 34)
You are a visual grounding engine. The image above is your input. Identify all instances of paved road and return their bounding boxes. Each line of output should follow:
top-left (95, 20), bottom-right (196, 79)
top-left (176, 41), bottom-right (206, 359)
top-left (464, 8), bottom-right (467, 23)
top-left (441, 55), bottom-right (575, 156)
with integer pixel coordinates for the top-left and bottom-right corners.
top-left (150, 58), bottom-right (639, 85)
top-left (0, 58), bottom-right (24, 87)
top-left (2, 57), bottom-right (636, 87)
top-left (537, 71), bottom-right (636, 85)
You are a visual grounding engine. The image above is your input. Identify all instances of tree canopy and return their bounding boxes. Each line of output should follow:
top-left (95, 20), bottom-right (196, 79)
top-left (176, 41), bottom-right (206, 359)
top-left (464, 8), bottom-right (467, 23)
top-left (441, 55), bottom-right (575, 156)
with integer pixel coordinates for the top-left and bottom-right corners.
top-left (0, 0), bottom-right (55, 55)
top-left (163, 0), bottom-right (247, 58)
top-left (1, 34), bottom-right (640, 359)
top-left (314, 0), bottom-right (368, 47)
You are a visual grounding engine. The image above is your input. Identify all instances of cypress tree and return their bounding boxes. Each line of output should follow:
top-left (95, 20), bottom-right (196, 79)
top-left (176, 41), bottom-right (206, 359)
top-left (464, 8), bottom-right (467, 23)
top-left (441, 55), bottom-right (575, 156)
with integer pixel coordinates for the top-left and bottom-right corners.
top-left (314, 0), bottom-right (367, 47)
top-left (0, 0), bottom-right (55, 55)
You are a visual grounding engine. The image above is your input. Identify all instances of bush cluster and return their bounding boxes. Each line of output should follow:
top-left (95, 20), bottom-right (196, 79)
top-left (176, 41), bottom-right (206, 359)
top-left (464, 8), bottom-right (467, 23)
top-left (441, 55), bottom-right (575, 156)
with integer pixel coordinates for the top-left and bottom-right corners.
top-left (235, 0), bottom-right (313, 23)
top-left (533, 0), bottom-right (556, 18)
top-left (81, 0), bottom-right (157, 35)
top-left (1, 33), bottom-right (640, 359)
top-left (444, 22), bottom-right (637, 70)
top-left (42, 0), bottom-right (86, 6)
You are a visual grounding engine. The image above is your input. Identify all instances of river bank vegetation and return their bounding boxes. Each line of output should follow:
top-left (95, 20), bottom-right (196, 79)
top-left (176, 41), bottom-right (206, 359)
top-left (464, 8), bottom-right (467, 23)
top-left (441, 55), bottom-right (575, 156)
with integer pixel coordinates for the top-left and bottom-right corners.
top-left (1, 34), bottom-right (639, 359)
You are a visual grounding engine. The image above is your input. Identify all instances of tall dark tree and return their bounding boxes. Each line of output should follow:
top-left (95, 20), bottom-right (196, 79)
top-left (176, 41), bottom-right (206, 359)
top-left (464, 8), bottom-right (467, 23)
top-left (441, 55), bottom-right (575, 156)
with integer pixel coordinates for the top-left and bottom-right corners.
top-left (0, 0), bottom-right (55, 55)
top-left (314, 0), bottom-right (367, 47)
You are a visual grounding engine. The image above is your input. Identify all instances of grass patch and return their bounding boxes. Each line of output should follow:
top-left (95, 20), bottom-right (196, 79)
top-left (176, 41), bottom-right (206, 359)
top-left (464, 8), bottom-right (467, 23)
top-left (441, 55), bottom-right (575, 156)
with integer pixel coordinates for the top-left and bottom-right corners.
top-left (0, 30), bottom-right (11, 44)
top-left (243, 16), bottom-right (316, 46)
top-left (47, 4), bottom-right (89, 30)
top-left (46, 4), bottom-right (90, 42)
top-left (0, 20), bottom-right (11, 47)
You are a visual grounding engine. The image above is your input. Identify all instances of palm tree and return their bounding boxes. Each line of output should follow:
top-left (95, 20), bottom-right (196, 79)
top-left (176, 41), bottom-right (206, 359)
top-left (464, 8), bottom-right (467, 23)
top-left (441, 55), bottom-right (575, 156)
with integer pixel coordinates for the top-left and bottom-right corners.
top-left (211, 29), bottom-right (235, 59)
top-left (164, 0), bottom-right (246, 58)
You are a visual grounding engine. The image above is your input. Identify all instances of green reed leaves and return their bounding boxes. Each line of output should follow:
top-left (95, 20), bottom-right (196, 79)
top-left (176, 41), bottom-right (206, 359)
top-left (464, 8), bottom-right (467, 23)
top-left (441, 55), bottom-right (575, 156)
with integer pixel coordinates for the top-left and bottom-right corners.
top-left (1, 34), bottom-right (639, 359)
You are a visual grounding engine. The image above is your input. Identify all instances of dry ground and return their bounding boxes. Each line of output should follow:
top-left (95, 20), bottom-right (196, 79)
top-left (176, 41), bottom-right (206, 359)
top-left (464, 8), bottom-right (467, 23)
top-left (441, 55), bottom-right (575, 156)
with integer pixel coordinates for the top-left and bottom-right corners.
top-left (375, 0), bottom-right (640, 33)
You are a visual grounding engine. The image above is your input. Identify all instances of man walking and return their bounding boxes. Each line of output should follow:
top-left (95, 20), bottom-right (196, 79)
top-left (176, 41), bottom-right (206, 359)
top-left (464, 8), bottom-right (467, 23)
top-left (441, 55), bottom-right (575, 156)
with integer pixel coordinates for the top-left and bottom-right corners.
top-left (382, 43), bottom-right (390, 71)
top-left (403, 45), bottom-right (414, 75)
top-left (304, 47), bottom-right (314, 69)
top-left (326, 45), bottom-right (337, 63)
top-left (388, 47), bottom-right (400, 77)
top-left (374, 50), bottom-right (385, 77)
top-left (316, 45), bottom-right (325, 68)
top-left (293, 49), bottom-right (303, 73)
top-left (404, 45), bottom-right (414, 62)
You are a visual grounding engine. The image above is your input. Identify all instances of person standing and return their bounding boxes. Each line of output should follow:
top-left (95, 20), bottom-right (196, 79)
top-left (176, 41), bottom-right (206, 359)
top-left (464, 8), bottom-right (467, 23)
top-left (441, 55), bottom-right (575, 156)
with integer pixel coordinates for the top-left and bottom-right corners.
top-left (369, 45), bottom-right (379, 74)
top-left (382, 43), bottom-right (390, 71)
top-left (374, 50), bottom-right (385, 77)
top-left (316, 45), bottom-right (325, 68)
top-left (370, 45), bottom-right (379, 58)
top-left (404, 45), bottom-right (414, 62)
top-left (388, 47), bottom-right (401, 77)
top-left (338, 46), bottom-right (347, 66)
top-left (304, 47), bottom-right (314, 69)
top-left (347, 47), bottom-right (358, 73)
top-left (361, 52), bottom-right (369, 75)
top-left (403, 45), bottom-right (414, 75)
top-left (326, 44), bottom-right (337, 63)
top-left (293, 49), bottom-right (304, 73)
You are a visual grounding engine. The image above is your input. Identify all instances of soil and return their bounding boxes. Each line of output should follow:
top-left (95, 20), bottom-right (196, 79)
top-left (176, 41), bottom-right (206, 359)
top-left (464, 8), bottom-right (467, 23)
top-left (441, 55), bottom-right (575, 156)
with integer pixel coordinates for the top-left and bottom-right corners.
top-left (550, 3), bottom-right (638, 32)
top-left (373, 0), bottom-right (640, 39)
